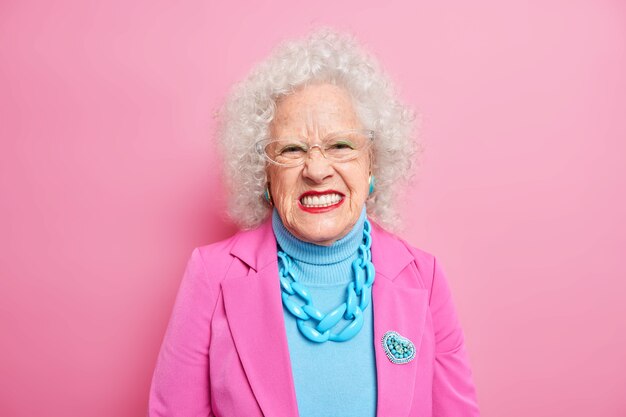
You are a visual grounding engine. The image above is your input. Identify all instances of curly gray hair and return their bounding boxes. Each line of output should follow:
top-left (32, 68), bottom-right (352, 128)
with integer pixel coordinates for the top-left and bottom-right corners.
top-left (218, 28), bottom-right (420, 230)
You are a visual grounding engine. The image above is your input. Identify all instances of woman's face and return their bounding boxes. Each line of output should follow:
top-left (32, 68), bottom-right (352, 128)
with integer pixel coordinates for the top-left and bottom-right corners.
top-left (267, 83), bottom-right (371, 246)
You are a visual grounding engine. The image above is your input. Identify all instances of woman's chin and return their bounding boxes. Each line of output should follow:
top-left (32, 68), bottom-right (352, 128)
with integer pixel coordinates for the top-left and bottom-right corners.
top-left (299, 232), bottom-right (341, 246)
top-left (289, 220), bottom-right (349, 246)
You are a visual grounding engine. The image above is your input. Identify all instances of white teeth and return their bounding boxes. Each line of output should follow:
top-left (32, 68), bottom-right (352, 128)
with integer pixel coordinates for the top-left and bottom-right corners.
top-left (300, 193), bottom-right (343, 207)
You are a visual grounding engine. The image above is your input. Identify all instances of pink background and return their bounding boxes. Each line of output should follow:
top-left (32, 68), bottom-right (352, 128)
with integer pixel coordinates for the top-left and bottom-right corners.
top-left (1, 0), bottom-right (625, 416)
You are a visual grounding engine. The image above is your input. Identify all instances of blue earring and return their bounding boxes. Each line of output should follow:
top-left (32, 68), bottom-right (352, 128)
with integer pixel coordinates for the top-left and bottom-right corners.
top-left (368, 174), bottom-right (375, 195)
top-left (264, 185), bottom-right (273, 205)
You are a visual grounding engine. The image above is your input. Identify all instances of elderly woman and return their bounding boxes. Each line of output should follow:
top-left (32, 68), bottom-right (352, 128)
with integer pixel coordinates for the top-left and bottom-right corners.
top-left (148, 29), bottom-right (480, 417)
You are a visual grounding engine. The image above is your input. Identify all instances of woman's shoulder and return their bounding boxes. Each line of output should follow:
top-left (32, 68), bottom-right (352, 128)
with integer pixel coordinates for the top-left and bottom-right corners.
top-left (190, 230), bottom-right (248, 273)
top-left (370, 219), bottom-right (435, 260)
top-left (369, 220), bottom-right (438, 289)
top-left (190, 219), bottom-right (274, 278)
top-left (193, 233), bottom-right (240, 264)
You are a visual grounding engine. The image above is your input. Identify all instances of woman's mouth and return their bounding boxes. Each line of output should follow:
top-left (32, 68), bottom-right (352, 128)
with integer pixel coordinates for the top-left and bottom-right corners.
top-left (298, 191), bottom-right (345, 213)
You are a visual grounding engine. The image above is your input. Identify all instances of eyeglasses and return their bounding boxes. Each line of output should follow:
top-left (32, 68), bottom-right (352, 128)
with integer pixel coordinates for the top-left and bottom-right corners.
top-left (255, 129), bottom-right (375, 167)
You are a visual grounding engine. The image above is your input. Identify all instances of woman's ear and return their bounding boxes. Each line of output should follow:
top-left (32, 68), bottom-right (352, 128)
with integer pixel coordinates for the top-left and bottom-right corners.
top-left (367, 145), bottom-right (375, 172)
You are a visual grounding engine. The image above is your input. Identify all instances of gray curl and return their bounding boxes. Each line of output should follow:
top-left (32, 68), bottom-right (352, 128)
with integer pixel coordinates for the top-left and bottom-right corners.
top-left (217, 27), bottom-right (422, 230)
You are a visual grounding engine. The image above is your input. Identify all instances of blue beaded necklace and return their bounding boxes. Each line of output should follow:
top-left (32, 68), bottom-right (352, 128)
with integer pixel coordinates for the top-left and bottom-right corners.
top-left (278, 219), bottom-right (376, 343)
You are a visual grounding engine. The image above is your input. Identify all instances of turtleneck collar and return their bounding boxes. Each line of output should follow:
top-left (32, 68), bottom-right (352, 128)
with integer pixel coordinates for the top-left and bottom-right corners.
top-left (272, 206), bottom-right (367, 265)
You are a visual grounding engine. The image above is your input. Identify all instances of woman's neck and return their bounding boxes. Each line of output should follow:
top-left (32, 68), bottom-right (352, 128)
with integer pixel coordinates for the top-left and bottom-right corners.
top-left (272, 206), bottom-right (367, 266)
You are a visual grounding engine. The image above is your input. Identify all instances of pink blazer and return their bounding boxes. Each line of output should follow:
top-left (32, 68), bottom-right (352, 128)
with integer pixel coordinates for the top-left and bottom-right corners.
top-left (148, 218), bottom-right (480, 416)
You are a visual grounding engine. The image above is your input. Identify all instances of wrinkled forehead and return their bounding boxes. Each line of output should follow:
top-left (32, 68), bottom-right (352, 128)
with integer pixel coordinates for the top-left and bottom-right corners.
top-left (270, 83), bottom-right (362, 138)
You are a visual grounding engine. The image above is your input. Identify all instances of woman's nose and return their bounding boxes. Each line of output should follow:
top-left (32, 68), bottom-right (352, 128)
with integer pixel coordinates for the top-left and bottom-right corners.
top-left (302, 147), bottom-right (334, 183)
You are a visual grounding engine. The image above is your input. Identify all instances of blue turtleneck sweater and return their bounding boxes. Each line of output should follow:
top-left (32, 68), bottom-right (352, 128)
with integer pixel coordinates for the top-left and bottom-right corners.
top-left (272, 207), bottom-right (377, 417)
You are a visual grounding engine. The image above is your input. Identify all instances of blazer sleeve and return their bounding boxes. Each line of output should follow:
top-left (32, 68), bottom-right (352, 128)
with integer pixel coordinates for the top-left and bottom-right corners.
top-left (148, 248), bottom-right (214, 417)
top-left (430, 256), bottom-right (481, 416)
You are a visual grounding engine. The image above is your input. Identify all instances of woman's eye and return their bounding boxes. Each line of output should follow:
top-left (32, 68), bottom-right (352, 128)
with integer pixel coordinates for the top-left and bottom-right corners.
top-left (279, 144), bottom-right (306, 155)
top-left (328, 141), bottom-right (356, 150)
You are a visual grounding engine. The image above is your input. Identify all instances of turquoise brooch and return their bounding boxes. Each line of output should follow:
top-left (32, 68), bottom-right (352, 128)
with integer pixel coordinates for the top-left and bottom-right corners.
top-left (382, 331), bottom-right (416, 364)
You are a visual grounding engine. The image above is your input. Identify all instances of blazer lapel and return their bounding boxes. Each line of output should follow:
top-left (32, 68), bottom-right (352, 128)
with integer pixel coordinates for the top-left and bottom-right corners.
top-left (371, 223), bottom-right (430, 416)
top-left (221, 220), bottom-right (299, 417)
